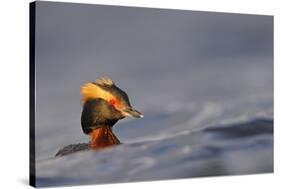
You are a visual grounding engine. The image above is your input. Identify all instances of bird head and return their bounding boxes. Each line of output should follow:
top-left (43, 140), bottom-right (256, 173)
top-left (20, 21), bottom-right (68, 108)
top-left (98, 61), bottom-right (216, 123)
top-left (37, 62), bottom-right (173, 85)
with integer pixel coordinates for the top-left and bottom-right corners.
top-left (81, 76), bottom-right (143, 119)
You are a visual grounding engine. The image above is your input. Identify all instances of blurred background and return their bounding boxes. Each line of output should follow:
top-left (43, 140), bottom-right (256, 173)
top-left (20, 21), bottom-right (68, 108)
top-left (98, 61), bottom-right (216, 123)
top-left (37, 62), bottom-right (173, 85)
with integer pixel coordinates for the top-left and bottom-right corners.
top-left (34, 2), bottom-right (273, 187)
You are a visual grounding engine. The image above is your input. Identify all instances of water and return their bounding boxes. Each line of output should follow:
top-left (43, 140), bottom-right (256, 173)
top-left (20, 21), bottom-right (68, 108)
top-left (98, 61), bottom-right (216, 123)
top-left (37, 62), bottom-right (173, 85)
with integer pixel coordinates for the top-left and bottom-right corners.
top-left (36, 106), bottom-right (273, 187)
top-left (33, 2), bottom-right (273, 187)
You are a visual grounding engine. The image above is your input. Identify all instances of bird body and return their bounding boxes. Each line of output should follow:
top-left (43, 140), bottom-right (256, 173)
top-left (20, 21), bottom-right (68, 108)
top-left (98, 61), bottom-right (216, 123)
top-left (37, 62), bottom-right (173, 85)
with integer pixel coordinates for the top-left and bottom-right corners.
top-left (80, 77), bottom-right (142, 149)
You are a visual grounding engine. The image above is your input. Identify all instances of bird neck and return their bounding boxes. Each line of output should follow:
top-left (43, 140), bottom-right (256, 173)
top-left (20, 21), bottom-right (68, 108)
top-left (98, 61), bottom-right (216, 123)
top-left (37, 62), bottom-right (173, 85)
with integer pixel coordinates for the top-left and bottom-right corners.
top-left (90, 126), bottom-right (120, 149)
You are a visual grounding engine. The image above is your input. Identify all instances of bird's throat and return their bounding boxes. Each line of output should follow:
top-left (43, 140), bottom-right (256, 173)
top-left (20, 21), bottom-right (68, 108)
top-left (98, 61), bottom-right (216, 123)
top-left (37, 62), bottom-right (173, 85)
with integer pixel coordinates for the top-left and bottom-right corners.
top-left (90, 126), bottom-right (120, 149)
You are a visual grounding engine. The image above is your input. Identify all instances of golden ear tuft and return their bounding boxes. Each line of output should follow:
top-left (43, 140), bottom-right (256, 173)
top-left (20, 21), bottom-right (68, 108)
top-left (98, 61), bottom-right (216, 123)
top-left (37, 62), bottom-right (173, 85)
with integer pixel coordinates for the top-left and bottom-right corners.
top-left (95, 76), bottom-right (114, 86)
top-left (80, 82), bottom-right (114, 103)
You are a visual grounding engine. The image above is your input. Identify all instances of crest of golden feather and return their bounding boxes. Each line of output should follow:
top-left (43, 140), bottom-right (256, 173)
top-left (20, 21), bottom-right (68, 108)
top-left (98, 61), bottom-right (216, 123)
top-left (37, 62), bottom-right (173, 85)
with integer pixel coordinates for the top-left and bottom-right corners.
top-left (95, 76), bottom-right (114, 86)
top-left (80, 82), bottom-right (114, 103)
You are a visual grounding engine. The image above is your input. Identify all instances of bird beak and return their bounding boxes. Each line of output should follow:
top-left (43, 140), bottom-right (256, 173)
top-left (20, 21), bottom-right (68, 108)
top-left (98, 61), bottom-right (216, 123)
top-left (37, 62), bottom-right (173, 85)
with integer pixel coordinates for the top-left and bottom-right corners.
top-left (123, 107), bottom-right (143, 118)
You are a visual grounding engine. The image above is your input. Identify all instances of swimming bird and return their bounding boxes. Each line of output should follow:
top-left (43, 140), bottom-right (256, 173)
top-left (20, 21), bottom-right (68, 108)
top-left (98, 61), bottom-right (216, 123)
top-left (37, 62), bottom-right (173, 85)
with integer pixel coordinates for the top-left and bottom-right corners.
top-left (80, 77), bottom-right (143, 149)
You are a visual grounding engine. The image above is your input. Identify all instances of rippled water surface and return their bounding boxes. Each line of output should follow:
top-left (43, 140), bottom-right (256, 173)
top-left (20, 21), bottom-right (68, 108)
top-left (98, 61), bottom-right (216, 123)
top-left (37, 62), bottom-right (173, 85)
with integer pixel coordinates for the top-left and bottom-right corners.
top-left (34, 2), bottom-right (273, 187)
top-left (36, 111), bottom-right (273, 187)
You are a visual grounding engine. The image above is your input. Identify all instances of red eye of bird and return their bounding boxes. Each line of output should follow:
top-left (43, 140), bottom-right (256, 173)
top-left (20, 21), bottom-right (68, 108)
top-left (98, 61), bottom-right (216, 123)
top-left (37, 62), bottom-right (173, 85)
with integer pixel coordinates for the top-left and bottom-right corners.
top-left (109, 99), bottom-right (116, 106)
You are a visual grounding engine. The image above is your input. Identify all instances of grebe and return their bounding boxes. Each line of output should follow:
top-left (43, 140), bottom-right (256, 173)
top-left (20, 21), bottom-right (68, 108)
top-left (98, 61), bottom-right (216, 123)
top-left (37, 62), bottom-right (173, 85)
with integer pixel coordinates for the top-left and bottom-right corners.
top-left (80, 77), bottom-right (143, 149)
